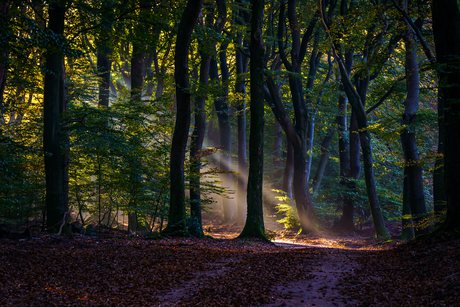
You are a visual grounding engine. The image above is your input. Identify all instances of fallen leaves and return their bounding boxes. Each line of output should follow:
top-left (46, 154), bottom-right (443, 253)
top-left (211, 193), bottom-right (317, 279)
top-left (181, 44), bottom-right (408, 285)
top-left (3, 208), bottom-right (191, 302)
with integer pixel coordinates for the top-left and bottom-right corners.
top-left (0, 223), bottom-right (458, 306)
top-left (0, 235), bottom-right (322, 306)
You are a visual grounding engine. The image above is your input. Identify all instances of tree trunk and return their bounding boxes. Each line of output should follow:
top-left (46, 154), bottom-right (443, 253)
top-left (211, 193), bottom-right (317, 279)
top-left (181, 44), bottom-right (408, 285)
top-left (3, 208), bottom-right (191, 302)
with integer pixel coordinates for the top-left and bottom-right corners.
top-left (235, 23), bottom-right (249, 225)
top-left (433, 88), bottom-right (446, 213)
top-left (189, 14), bottom-right (212, 236)
top-left (337, 90), bottom-right (354, 231)
top-left (216, 46), bottom-right (236, 222)
top-left (238, 0), bottom-right (266, 240)
top-left (312, 130), bottom-right (334, 196)
top-left (60, 60), bottom-right (69, 225)
top-left (359, 129), bottom-right (389, 237)
top-left (337, 63), bottom-right (390, 238)
top-left (97, 43), bottom-right (111, 107)
top-left (164, 0), bottom-right (203, 236)
top-left (282, 139), bottom-right (294, 200)
top-left (400, 27), bottom-right (427, 235)
top-left (401, 168), bottom-right (415, 240)
top-left (273, 122), bottom-right (283, 179)
top-left (432, 0), bottom-right (460, 231)
top-left (44, 1), bottom-right (67, 233)
top-left (0, 2), bottom-right (9, 120)
top-left (128, 42), bottom-right (146, 232)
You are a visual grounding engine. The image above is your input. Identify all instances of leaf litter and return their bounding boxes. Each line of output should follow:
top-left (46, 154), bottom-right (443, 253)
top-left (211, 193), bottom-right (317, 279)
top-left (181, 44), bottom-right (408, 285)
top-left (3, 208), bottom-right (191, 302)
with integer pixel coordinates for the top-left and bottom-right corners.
top-left (0, 221), bottom-right (458, 306)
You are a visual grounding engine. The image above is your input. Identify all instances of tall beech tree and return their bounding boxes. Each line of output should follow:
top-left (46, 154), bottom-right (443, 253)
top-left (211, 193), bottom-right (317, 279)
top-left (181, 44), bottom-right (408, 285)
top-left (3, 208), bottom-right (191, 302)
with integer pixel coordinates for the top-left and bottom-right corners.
top-left (238, 0), bottom-right (266, 240)
top-left (393, 0), bottom-right (445, 217)
top-left (189, 1), bottom-right (224, 237)
top-left (234, 0), bottom-right (250, 225)
top-left (0, 2), bottom-right (9, 116)
top-left (400, 25), bottom-right (426, 238)
top-left (320, 0), bottom-right (403, 237)
top-left (265, 0), bottom-right (320, 233)
top-left (432, 0), bottom-right (460, 231)
top-left (44, 1), bottom-right (68, 232)
top-left (127, 31), bottom-right (145, 232)
top-left (209, 0), bottom-right (235, 222)
top-left (164, 0), bottom-right (203, 235)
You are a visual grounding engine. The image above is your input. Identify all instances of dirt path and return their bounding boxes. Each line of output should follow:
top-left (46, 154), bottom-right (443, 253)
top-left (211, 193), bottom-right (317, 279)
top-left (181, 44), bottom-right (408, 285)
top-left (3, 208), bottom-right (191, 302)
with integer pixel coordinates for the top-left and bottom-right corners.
top-left (153, 238), bottom-right (361, 306)
top-left (265, 242), bottom-right (360, 306)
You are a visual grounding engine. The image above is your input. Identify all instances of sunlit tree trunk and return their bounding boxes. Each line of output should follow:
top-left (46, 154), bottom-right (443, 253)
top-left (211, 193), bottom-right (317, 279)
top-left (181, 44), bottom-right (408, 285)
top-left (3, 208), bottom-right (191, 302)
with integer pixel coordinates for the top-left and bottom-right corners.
top-left (217, 46), bottom-right (236, 222)
top-left (0, 2), bottom-right (10, 125)
top-left (235, 6), bottom-right (249, 224)
top-left (189, 5), bottom-right (214, 237)
top-left (273, 122), bottom-right (283, 177)
top-left (164, 0), bottom-right (203, 235)
top-left (312, 130), bottom-right (334, 196)
top-left (97, 44), bottom-right (111, 107)
top-left (239, 0), bottom-right (266, 240)
top-left (276, 0), bottom-right (319, 233)
top-left (282, 139), bottom-right (294, 200)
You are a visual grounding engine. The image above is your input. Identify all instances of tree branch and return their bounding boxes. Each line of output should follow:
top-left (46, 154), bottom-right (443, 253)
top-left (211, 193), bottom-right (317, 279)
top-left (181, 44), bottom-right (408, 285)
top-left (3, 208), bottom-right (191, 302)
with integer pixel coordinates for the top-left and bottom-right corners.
top-left (390, 0), bottom-right (435, 63)
top-left (318, 0), bottom-right (365, 116)
top-left (366, 76), bottom-right (405, 114)
top-left (277, 2), bottom-right (293, 71)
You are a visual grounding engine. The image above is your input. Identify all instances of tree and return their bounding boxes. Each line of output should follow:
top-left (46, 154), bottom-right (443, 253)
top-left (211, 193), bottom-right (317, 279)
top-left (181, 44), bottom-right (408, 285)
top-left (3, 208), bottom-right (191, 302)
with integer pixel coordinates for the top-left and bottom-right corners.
top-left (44, 1), bottom-right (68, 233)
top-left (238, 0), bottom-right (266, 240)
top-left (164, 0), bottom-right (203, 235)
top-left (432, 0), bottom-right (460, 231)
top-left (209, 1), bottom-right (235, 222)
top-left (400, 24), bottom-right (427, 238)
top-left (0, 2), bottom-right (9, 114)
top-left (265, 0), bottom-right (320, 233)
top-left (234, 0), bottom-right (250, 225)
top-left (189, 2), bottom-right (218, 237)
top-left (320, 0), bottom-right (403, 237)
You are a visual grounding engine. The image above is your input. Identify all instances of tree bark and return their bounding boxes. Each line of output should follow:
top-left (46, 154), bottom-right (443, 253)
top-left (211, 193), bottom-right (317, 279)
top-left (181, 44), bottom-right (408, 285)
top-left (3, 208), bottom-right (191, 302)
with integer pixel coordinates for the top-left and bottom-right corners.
top-left (312, 130), bottom-right (334, 196)
top-left (433, 88), bottom-right (446, 213)
top-left (128, 42), bottom-right (146, 232)
top-left (432, 0), bottom-right (460, 231)
top-left (239, 0), bottom-right (266, 240)
top-left (400, 27), bottom-right (427, 236)
top-left (336, 89), bottom-right (354, 231)
top-left (97, 44), bottom-right (111, 107)
top-left (339, 66), bottom-right (390, 238)
top-left (44, 1), bottom-right (67, 233)
top-left (164, 0), bottom-right (203, 235)
top-left (321, 3), bottom-right (391, 237)
top-left (273, 122), bottom-right (283, 179)
top-left (278, 0), bottom-right (319, 233)
top-left (337, 51), bottom-right (354, 231)
top-left (189, 6), bottom-right (213, 237)
top-left (235, 6), bottom-right (249, 225)
top-left (217, 45), bottom-right (236, 222)
top-left (60, 59), bottom-right (69, 227)
top-left (401, 168), bottom-right (415, 240)
top-left (282, 139), bottom-right (294, 200)
top-left (0, 2), bottom-right (9, 120)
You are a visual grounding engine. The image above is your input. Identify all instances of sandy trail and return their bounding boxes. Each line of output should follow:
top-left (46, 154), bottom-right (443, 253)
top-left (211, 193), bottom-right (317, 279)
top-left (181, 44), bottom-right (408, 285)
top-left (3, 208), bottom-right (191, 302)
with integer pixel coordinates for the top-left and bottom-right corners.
top-left (265, 242), bottom-right (360, 306)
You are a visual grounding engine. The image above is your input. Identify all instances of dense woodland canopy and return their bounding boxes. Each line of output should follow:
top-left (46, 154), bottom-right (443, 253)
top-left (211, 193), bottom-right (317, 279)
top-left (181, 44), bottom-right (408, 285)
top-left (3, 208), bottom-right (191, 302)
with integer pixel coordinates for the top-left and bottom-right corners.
top-left (1, 0), bottom-right (460, 239)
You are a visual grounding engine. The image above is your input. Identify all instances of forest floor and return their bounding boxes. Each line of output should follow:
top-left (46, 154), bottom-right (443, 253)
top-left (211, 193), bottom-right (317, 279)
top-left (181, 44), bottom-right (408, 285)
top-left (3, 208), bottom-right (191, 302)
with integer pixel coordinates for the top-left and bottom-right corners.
top-left (0, 218), bottom-right (459, 306)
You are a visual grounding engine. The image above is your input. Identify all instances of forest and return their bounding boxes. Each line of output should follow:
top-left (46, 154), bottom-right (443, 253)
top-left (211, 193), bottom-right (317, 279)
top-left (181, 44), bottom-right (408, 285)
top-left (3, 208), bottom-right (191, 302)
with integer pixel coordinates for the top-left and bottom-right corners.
top-left (1, 0), bottom-right (460, 305)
